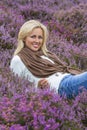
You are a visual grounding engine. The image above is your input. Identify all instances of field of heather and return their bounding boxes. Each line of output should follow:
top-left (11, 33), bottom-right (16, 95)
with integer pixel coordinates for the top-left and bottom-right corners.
top-left (0, 0), bottom-right (87, 129)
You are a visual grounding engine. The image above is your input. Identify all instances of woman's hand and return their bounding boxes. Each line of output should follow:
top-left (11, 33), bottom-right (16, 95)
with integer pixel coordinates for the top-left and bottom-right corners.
top-left (38, 78), bottom-right (49, 89)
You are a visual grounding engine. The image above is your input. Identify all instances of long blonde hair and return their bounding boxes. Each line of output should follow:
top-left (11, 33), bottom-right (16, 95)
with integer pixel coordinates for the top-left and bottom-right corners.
top-left (14, 20), bottom-right (49, 55)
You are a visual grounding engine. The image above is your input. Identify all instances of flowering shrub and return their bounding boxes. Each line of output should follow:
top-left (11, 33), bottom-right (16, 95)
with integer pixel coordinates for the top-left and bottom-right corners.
top-left (0, 4), bottom-right (24, 50)
top-left (55, 3), bottom-right (87, 44)
top-left (0, 68), bottom-right (87, 129)
top-left (0, 0), bottom-right (87, 129)
top-left (47, 34), bottom-right (87, 70)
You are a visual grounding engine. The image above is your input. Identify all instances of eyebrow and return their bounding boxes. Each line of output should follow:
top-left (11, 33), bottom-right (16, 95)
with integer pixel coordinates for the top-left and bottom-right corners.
top-left (30, 35), bottom-right (43, 37)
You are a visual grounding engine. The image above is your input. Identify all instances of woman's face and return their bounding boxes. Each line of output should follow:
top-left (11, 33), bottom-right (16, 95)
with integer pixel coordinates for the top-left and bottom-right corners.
top-left (24, 27), bottom-right (44, 51)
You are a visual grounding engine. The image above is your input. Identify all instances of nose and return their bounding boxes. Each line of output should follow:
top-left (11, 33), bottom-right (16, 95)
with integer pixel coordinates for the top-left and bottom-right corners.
top-left (35, 37), bottom-right (39, 42)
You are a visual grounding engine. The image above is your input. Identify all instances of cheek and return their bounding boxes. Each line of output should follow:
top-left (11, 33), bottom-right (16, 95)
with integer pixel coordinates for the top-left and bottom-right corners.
top-left (25, 38), bottom-right (30, 45)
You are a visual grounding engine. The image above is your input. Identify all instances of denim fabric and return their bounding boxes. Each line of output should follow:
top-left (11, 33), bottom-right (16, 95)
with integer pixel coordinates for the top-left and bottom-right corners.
top-left (58, 72), bottom-right (87, 98)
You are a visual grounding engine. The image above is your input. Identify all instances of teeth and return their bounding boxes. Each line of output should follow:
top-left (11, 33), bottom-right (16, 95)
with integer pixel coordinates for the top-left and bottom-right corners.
top-left (34, 45), bottom-right (38, 46)
top-left (33, 43), bottom-right (39, 45)
top-left (33, 43), bottom-right (38, 45)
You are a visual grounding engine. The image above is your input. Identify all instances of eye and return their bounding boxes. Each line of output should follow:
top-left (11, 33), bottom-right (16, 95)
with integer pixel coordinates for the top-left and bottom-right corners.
top-left (30, 35), bottom-right (36, 38)
top-left (30, 35), bottom-right (43, 39)
top-left (38, 36), bottom-right (43, 39)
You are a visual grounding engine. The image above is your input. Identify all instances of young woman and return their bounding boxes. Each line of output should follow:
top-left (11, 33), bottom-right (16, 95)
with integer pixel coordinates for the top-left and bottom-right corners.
top-left (10, 20), bottom-right (87, 98)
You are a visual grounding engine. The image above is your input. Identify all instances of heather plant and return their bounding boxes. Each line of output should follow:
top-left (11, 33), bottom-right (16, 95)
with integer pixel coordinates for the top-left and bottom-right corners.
top-left (2, 0), bottom-right (87, 9)
top-left (55, 3), bottom-right (87, 44)
top-left (17, 1), bottom-right (54, 22)
top-left (0, 49), bottom-right (13, 68)
top-left (47, 32), bottom-right (87, 70)
top-left (0, 67), bottom-right (87, 129)
top-left (0, 3), bottom-right (24, 50)
top-left (71, 89), bottom-right (87, 128)
top-left (0, 0), bottom-right (87, 129)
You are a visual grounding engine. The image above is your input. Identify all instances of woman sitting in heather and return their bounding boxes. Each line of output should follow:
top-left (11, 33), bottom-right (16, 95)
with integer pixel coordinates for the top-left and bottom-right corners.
top-left (10, 20), bottom-right (87, 98)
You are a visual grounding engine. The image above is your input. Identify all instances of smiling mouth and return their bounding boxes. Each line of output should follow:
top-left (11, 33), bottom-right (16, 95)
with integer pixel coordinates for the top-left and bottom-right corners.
top-left (33, 44), bottom-right (39, 48)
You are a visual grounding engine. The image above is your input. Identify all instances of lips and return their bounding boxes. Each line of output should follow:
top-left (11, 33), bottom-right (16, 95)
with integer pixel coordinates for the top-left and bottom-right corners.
top-left (33, 43), bottom-right (39, 48)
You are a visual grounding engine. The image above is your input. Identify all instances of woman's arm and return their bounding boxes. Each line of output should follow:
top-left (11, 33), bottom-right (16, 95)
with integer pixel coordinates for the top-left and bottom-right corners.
top-left (10, 55), bottom-right (25, 77)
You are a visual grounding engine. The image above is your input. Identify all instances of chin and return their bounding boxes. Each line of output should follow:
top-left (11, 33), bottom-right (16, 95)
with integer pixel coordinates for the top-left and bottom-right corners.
top-left (33, 47), bottom-right (40, 51)
top-left (32, 48), bottom-right (39, 51)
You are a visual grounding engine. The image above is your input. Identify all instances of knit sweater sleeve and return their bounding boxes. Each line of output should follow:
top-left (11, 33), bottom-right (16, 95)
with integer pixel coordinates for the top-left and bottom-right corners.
top-left (10, 55), bottom-right (25, 77)
top-left (10, 55), bottom-right (40, 87)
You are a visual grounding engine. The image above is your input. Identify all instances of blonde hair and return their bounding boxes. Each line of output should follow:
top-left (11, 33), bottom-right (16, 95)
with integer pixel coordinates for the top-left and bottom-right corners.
top-left (14, 20), bottom-right (49, 55)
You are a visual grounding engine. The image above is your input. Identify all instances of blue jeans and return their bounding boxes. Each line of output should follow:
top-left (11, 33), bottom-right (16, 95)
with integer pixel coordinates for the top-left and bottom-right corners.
top-left (58, 72), bottom-right (87, 98)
